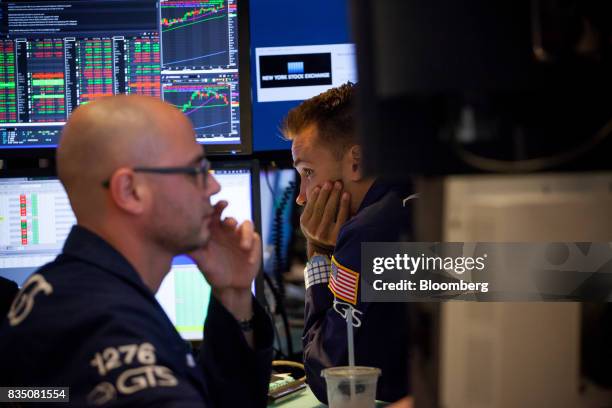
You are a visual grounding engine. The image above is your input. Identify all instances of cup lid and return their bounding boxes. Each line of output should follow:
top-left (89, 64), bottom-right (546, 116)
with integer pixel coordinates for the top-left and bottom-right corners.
top-left (321, 366), bottom-right (381, 379)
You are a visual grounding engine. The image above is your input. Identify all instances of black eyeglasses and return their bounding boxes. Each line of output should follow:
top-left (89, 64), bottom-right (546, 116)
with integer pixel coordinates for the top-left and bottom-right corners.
top-left (102, 157), bottom-right (211, 188)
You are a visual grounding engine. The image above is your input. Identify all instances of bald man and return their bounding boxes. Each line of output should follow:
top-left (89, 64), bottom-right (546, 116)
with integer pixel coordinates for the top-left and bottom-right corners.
top-left (0, 96), bottom-right (273, 407)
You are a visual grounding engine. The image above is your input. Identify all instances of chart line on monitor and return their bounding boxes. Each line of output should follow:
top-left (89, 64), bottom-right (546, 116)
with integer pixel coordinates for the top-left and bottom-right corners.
top-left (163, 51), bottom-right (228, 67)
top-left (162, 14), bottom-right (227, 33)
top-left (193, 121), bottom-right (229, 130)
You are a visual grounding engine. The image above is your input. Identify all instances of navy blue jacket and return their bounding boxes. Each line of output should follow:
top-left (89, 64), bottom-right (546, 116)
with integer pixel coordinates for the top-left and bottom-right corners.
top-left (303, 180), bottom-right (414, 403)
top-left (0, 276), bottom-right (18, 320)
top-left (0, 226), bottom-right (273, 407)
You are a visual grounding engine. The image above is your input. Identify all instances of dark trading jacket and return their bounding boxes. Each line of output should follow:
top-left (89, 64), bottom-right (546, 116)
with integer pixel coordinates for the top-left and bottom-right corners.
top-left (0, 225), bottom-right (273, 407)
top-left (0, 276), bottom-right (18, 318)
top-left (303, 179), bottom-right (415, 403)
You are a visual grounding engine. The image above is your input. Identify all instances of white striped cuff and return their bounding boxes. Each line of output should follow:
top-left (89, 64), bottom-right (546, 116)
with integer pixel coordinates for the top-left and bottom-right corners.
top-left (304, 255), bottom-right (331, 289)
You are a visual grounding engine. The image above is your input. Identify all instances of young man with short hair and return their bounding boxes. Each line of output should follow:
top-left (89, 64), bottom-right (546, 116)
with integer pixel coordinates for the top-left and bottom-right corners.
top-left (283, 82), bottom-right (415, 403)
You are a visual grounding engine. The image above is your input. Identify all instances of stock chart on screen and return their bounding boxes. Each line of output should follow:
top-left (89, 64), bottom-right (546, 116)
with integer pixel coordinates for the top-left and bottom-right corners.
top-left (162, 72), bottom-right (238, 135)
top-left (0, 0), bottom-right (245, 151)
top-left (161, 0), bottom-right (237, 69)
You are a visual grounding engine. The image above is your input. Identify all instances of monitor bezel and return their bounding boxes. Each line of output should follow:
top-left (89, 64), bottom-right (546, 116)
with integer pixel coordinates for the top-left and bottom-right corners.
top-left (0, 167), bottom-right (58, 180)
top-left (203, 0), bottom-right (253, 156)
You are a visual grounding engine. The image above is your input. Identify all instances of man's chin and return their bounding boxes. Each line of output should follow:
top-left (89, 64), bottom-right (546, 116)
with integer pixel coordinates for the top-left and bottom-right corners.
top-left (178, 233), bottom-right (210, 254)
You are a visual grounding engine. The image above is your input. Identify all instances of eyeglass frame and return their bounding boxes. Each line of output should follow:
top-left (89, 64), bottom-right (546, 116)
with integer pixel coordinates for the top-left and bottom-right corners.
top-left (101, 156), bottom-right (211, 188)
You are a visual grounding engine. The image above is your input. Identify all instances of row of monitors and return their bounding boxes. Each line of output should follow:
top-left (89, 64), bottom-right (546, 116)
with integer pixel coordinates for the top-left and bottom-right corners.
top-left (0, 0), bottom-right (357, 155)
top-left (0, 159), bottom-right (261, 341)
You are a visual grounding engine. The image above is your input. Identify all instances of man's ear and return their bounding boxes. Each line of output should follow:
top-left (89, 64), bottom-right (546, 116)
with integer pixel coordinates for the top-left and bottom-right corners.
top-left (108, 168), bottom-right (147, 215)
top-left (346, 145), bottom-right (363, 182)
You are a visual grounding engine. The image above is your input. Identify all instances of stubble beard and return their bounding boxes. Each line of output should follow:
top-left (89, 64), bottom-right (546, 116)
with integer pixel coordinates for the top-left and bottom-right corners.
top-left (151, 206), bottom-right (211, 254)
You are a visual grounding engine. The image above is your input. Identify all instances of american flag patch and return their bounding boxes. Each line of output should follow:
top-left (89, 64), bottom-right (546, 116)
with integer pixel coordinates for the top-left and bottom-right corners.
top-left (329, 256), bottom-right (359, 305)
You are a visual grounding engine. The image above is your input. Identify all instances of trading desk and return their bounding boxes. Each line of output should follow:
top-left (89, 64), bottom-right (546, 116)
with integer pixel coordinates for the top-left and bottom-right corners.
top-left (267, 386), bottom-right (322, 408)
top-left (267, 386), bottom-right (391, 407)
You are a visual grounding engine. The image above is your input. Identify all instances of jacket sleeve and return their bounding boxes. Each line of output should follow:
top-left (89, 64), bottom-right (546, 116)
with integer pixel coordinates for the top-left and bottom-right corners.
top-left (302, 225), bottom-right (411, 404)
top-left (303, 283), bottom-right (362, 404)
top-left (72, 296), bottom-right (273, 407)
top-left (302, 226), bottom-right (373, 404)
top-left (199, 295), bottom-right (274, 408)
top-left (73, 308), bottom-right (209, 407)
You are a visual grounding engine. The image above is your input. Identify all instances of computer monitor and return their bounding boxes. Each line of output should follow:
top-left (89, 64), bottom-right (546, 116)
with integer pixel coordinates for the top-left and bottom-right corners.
top-left (155, 159), bottom-right (261, 341)
top-left (0, 160), bottom-right (262, 341)
top-left (249, 0), bottom-right (356, 151)
top-left (0, 0), bottom-right (251, 156)
top-left (351, 0), bottom-right (612, 176)
top-left (0, 175), bottom-right (76, 286)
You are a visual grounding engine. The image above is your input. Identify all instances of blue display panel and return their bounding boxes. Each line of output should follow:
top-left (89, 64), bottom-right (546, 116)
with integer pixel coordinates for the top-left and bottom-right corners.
top-left (249, 0), bottom-right (355, 151)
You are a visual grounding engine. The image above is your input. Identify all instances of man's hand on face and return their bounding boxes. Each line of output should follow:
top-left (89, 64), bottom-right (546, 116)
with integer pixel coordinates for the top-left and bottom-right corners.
top-left (188, 200), bottom-right (261, 322)
top-left (300, 180), bottom-right (350, 259)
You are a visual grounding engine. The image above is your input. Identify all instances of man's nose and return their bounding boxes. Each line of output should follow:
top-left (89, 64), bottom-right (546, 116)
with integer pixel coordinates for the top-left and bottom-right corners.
top-left (296, 194), bottom-right (306, 207)
top-left (296, 187), bottom-right (306, 206)
top-left (206, 174), bottom-right (221, 196)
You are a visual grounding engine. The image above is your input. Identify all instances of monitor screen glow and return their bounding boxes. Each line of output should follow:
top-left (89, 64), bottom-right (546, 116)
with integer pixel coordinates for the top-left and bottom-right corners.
top-left (0, 163), bottom-right (257, 341)
top-left (155, 165), bottom-right (255, 340)
top-left (0, 0), bottom-right (249, 154)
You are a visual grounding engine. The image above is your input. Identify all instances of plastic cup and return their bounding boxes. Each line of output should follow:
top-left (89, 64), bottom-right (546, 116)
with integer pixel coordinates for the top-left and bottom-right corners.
top-left (321, 366), bottom-right (381, 408)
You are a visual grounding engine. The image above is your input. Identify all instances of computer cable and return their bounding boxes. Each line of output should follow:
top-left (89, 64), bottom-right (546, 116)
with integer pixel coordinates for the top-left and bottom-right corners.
top-left (263, 271), bottom-right (294, 359)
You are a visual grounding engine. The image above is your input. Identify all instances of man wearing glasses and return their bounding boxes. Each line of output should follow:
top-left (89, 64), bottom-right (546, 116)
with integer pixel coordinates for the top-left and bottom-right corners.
top-left (0, 95), bottom-right (272, 407)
